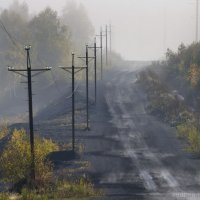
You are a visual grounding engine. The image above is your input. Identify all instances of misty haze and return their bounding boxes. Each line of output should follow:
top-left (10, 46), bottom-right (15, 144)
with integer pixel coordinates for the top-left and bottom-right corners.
top-left (0, 0), bottom-right (200, 200)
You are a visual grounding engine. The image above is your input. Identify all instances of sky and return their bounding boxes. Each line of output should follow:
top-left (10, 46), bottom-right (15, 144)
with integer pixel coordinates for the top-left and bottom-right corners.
top-left (0, 0), bottom-right (198, 60)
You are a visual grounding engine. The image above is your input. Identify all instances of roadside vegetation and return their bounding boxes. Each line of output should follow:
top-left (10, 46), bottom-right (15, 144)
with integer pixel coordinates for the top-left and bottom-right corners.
top-left (0, 128), bottom-right (102, 199)
top-left (0, 122), bottom-right (9, 140)
top-left (139, 42), bottom-right (200, 154)
top-left (139, 70), bottom-right (193, 126)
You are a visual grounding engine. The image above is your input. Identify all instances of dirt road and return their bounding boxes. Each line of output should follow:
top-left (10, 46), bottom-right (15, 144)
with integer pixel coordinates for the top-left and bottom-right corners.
top-left (80, 68), bottom-right (200, 200)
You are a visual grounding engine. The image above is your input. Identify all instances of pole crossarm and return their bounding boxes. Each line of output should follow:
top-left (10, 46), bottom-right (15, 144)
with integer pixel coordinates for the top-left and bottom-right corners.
top-left (78, 56), bottom-right (95, 59)
top-left (7, 70), bottom-right (27, 77)
top-left (8, 67), bottom-right (51, 71)
top-left (32, 69), bottom-right (51, 77)
top-left (78, 56), bottom-right (94, 65)
top-left (60, 66), bottom-right (86, 69)
top-left (8, 68), bottom-right (27, 71)
top-left (75, 68), bottom-right (86, 74)
top-left (96, 34), bottom-right (106, 37)
top-left (77, 57), bottom-right (87, 63)
top-left (89, 46), bottom-right (101, 49)
top-left (60, 66), bottom-right (86, 74)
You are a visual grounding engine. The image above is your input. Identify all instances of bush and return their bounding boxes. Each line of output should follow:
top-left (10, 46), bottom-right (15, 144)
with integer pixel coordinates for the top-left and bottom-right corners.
top-left (0, 123), bottom-right (9, 140)
top-left (0, 129), bottom-right (58, 185)
top-left (177, 123), bottom-right (200, 154)
top-left (139, 70), bottom-right (187, 125)
top-left (0, 193), bottom-right (9, 200)
top-left (0, 129), bottom-right (102, 199)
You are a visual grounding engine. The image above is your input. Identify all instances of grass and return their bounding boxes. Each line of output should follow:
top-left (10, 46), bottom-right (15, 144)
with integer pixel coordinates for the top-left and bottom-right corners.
top-left (0, 178), bottom-right (102, 200)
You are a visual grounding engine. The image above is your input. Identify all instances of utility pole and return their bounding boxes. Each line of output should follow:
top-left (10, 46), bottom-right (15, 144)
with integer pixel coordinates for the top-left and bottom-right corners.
top-left (8, 45), bottom-right (51, 181)
top-left (27, 46), bottom-right (34, 181)
top-left (196, 0), bottom-right (199, 42)
top-left (109, 24), bottom-right (112, 55)
top-left (78, 45), bottom-right (95, 130)
top-left (88, 38), bottom-right (98, 104)
top-left (100, 28), bottom-right (103, 79)
top-left (108, 24), bottom-right (112, 67)
top-left (86, 45), bottom-right (89, 130)
top-left (105, 25), bottom-right (108, 66)
top-left (96, 27), bottom-right (103, 80)
top-left (94, 40), bottom-right (97, 103)
top-left (60, 53), bottom-right (86, 152)
top-left (72, 54), bottom-right (75, 152)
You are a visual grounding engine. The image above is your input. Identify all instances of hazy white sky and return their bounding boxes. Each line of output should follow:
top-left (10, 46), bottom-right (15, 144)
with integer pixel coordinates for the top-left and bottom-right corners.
top-left (0, 0), bottom-right (197, 60)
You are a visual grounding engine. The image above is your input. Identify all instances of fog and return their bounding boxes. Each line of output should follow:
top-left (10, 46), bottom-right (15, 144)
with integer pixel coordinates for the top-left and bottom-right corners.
top-left (0, 0), bottom-right (197, 60)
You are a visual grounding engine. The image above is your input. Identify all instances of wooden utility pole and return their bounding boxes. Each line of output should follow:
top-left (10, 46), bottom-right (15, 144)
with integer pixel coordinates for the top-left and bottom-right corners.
top-left (8, 45), bottom-right (51, 181)
top-left (60, 53), bottom-right (86, 152)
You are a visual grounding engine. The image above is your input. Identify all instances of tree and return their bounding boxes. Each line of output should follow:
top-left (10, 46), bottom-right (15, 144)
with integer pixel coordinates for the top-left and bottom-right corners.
top-left (0, 1), bottom-right (29, 89)
top-left (29, 7), bottom-right (71, 67)
top-left (166, 48), bottom-right (178, 65)
top-left (188, 64), bottom-right (200, 87)
top-left (61, 1), bottom-right (94, 50)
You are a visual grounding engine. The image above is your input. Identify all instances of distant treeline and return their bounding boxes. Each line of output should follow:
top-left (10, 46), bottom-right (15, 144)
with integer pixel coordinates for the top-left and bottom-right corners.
top-left (0, 1), bottom-right (94, 87)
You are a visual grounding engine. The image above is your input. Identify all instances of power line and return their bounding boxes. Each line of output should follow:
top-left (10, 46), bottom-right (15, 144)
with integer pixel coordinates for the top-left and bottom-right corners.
top-left (0, 18), bottom-right (25, 58)
top-left (0, 19), bottom-right (18, 48)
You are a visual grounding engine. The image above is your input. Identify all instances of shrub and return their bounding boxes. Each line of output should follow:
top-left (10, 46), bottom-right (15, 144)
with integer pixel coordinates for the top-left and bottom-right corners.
top-left (0, 193), bottom-right (9, 200)
top-left (177, 123), bottom-right (200, 154)
top-left (0, 129), bottom-right (58, 185)
top-left (176, 124), bottom-right (193, 138)
top-left (187, 129), bottom-right (200, 153)
top-left (0, 123), bottom-right (9, 140)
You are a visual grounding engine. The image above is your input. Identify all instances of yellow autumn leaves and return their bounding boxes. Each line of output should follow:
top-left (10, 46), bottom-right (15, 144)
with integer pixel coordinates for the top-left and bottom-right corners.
top-left (188, 64), bottom-right (200, 87)
top-left (0, 129), bottom-right (58, 183)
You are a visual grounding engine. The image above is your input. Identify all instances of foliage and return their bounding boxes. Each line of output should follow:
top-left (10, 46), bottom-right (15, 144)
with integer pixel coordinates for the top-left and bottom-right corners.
top-left (177, 123), bottom-right (200, 154)
top-left (0, 193), bottom-right (10, 200)
top-left (139, 70), bottom-right (188, 125)
top-left (51, 178), bottom-right (101, 199)
top-left (0, 123), bottom-right (9, 140)
top-left (0, 1), bottom-right (94, 92)
top-left (188, 63), bottom-right (200, 87)
top-left (29, 7), bottom-right (71, 67)
top-left (0, 129), bottom-right (58, 184)
top-left (0, 177), bottom-right (102, 200)
top-left (166, 43), bottom-right (200, 87)
top-left (140, 68), bottom-right (200, 155)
